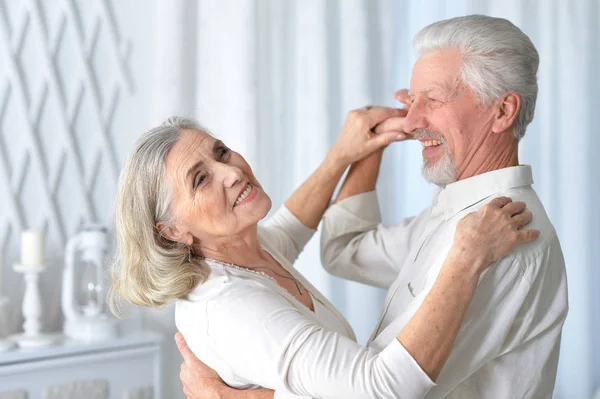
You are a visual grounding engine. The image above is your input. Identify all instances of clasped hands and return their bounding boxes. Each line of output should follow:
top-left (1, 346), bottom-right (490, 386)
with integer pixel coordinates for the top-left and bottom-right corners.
top-left (327, 89), bottom-right (413, 167)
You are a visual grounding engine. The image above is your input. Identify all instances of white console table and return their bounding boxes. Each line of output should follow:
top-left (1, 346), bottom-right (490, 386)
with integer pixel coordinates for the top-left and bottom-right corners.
top-left (0, 332), bottom-right (162, 399)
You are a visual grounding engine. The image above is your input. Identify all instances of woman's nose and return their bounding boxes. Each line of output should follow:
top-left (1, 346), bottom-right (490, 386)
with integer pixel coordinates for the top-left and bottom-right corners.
top-left (214, 162), bottom-right (243, 187)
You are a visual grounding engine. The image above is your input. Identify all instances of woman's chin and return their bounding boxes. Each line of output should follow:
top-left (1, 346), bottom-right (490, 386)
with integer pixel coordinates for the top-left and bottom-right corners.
top-left (235, 189), bottom-right (271, 219)
top-left (254, 193), bottom-right (272, 220)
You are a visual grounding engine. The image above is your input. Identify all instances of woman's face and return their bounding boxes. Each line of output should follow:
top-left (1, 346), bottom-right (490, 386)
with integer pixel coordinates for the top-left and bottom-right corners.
top-left (163, 129), bottom-right (271, 246)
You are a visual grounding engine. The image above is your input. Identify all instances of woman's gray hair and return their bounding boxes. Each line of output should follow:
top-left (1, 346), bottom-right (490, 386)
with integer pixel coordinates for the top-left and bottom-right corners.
top-left (109, 116), bottom-right (210, 316)
top-left (413, 15), bottom-right (539, 140)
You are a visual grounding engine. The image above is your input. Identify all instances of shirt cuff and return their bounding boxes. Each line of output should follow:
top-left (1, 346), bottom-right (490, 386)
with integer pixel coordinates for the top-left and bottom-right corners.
top-left (268, 205), bottom-right (316, 249)
top-left (323, 191), bottom-right (382, 237)
top-left (379, 338), bottom-right (436, 397)
top-left (335, 190), bottom-right (381, 219)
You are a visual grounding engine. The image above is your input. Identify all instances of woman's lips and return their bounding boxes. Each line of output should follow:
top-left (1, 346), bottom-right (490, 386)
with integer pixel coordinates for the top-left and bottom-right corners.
top-left (237, 185), bottom-right (257, 206)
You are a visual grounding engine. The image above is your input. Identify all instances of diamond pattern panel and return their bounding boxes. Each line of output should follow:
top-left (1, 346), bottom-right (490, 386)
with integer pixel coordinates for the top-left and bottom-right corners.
top-left (0, 0), bottom-right (132, 248)
top-left (0, 0), bottom-right (134, 331)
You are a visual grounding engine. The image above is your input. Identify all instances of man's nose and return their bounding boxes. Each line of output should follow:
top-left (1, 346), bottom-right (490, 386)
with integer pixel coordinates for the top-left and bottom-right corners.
top-left (403, 101), bottom-right (428, 133)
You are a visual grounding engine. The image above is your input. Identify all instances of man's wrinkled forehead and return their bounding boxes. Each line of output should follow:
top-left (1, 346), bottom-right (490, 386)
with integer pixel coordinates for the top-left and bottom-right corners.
top-left (409, 50), bottom-right (462, 90)
top-left (408, 86), bottom-right (444, 98)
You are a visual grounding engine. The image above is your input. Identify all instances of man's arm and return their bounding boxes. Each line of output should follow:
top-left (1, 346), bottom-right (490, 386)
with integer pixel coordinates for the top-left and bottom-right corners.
top-left (335, 149), bottom-right (384, 203)
top-left (334, 88), bottom-right (411, 203)
top-left (319, 140), bottom-right (405, 289)
top-left (321, 182), bottom-right (425, 288)
top-left (319, 109), bottom-right (410, 288)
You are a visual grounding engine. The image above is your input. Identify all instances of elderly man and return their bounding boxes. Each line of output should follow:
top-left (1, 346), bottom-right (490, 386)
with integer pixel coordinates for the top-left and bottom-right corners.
top-left (176, 14), bottom-right (568, 398)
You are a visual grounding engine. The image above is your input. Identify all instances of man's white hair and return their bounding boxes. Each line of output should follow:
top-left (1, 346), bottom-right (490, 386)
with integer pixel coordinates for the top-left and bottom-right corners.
top-left (413, 15), bottom-right (539, 140)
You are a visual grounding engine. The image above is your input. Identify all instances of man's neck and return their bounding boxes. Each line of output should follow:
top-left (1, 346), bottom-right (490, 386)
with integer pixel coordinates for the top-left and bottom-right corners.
top-left (457, 136), bottom-right (519, 181)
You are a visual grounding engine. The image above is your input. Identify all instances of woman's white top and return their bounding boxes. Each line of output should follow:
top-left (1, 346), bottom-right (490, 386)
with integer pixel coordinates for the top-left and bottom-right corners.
top-left (175, 206), bottom-right (434, 399)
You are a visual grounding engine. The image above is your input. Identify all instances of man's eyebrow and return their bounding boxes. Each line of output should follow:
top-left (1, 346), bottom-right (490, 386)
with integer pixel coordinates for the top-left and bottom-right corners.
top-left (408, 87), bottom-right (439, 97)
top-left (421, 87), bottom-right (442, 94)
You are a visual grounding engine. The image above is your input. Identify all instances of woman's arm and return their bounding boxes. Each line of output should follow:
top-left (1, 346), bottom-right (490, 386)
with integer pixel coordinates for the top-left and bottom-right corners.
top-left (284, 106), bottom-right (406, 229)
top-left (176, 255), bottom-right (477, 399)
top-left (283, 154), bottom-right (347, 229)
top-left (398, 197), bottom-right (540, 379)
top-left (397, 250), bottom-right (481, 381)
top-left (261, 107), bottom-right (406, 265)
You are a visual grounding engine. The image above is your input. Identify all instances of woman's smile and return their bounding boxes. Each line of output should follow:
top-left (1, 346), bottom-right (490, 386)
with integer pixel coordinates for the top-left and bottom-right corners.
top-left (234, 183), bottom-right (258, 207)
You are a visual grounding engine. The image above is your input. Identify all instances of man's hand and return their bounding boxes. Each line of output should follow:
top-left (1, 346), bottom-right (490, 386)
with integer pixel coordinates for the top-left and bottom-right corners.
top-left (175, 333), bottom-right (275, 399)
top-left (176, 332), bottom-right (227, 399)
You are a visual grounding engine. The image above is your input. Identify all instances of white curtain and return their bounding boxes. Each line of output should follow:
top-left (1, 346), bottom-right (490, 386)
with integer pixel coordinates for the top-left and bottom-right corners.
top-left (149, 0), bottom-right (599, 397)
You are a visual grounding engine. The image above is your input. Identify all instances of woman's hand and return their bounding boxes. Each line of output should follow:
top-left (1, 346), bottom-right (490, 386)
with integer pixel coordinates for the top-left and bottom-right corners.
top-left (370, 89), bottom-right (414, 136)
top-left (394, 88), bottom-right (412, 108)
top-left (327, 106), bottom-right (409, 167)
top-left (449, 196), bottom-right (540, 275)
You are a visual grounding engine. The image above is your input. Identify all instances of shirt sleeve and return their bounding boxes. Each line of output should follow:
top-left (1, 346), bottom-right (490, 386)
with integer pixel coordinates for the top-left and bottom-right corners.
top-left (320, 191), bottom-right (423, 289)
top-left (259, 205), bottom-right (316, 265)
top-left (205, 283), bottom-right (434, 399)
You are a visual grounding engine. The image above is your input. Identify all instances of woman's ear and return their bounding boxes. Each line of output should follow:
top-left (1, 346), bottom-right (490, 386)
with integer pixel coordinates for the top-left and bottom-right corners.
top-left (156, 222), bottom-right (186, 244)
top-left (492, 92), bottom-right (521, 134)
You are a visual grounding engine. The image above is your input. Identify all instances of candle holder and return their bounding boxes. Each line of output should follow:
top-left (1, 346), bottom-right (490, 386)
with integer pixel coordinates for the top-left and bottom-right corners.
top-left (12, 263), bottom-right (55, 348)
top-left (0, 296), bottom-right (16, 352)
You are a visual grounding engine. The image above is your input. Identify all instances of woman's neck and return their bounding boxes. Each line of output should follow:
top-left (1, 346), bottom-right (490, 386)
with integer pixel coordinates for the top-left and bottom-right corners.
top-left (193, 227), bottom-right (271, 267)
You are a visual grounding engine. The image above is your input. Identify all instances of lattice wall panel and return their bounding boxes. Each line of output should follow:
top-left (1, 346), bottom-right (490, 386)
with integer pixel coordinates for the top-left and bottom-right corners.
top-left (0, 0), bottom-right (133, 332)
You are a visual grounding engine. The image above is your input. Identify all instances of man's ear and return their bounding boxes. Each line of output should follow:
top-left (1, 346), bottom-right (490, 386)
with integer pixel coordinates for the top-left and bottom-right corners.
top-left (491, 92), bottom-right (520, 134)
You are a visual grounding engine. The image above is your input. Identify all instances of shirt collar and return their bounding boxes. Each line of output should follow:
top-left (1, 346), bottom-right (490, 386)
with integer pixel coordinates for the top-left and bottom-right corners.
top-left (436, 165), bottom-right (534, 220)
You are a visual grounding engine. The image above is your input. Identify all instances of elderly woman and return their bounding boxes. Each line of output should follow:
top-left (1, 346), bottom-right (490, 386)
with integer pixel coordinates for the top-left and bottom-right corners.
top-left (111, 108), bottom-right (538, 399)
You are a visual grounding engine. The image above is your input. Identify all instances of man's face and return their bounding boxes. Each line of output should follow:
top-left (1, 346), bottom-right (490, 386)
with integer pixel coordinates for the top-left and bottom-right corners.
top-left (404, 49), bottom-right (497, 186)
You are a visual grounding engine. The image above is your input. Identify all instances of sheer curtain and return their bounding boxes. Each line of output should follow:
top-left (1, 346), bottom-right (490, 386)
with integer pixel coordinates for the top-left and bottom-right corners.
top-left (149, 1), bottom-right (599, 397)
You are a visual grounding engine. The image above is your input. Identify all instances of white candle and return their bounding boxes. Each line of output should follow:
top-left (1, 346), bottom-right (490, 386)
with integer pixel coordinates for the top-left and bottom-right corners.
top-left (21, 229), bottom-right (45, 267)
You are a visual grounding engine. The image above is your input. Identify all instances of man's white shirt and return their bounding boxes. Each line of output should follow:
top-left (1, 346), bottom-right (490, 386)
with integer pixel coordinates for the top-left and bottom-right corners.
top-left (321, 165), bottom-right (568, 398)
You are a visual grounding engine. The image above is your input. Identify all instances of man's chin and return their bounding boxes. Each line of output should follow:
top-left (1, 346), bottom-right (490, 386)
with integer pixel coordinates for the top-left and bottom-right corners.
top-left (422, 157), bottom-right (438, 167)
top-left (421, 164), bottom-right (457, 187)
